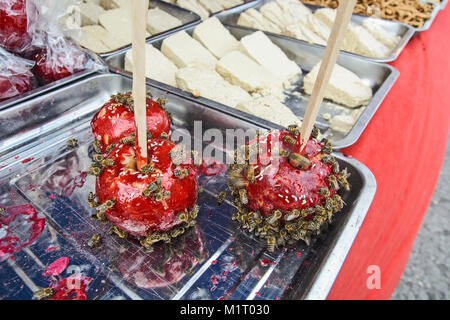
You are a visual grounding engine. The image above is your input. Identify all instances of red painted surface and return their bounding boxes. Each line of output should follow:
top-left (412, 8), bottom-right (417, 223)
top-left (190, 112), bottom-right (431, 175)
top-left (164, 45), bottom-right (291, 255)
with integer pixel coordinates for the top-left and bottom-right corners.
top-left (327, 8), bottom-right (450, 300)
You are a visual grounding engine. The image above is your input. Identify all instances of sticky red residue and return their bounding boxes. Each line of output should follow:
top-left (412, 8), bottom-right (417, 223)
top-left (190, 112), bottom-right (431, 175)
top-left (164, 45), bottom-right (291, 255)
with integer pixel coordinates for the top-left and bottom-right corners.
top-left (296, 252), bottom-right (302, 258)
top-left (21, 157), bottom-right (34, 164)
top-left (49, 275), bottom-right (91, 300)
top-left (48, 194), bottom-right (55, 199)
top-left (211, 260), bottom-right (217, 265)
top-left (255, 291), bottom-right (261, 297)
top-left (260, 259), bottom-right (269, 267)
top-left (198, 157), bottom-right (227, 177)
top-left (42, 257), bottom-right (69, 277)
top-left (14, 156), bottom-right (19, 159)
top-left (46, 246), bottom-right (57, 253)
top-left (211, 275), bottom-right (219, 285)
top-left (0, 204), bottom-right (45, 262)
top-left (62, 172), bottom-right (87, 197)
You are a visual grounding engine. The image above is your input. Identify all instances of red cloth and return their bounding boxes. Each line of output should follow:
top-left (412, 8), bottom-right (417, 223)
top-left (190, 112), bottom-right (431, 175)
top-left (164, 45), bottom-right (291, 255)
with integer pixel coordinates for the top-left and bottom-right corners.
top-left (327, 8), bottom-right (450, 300)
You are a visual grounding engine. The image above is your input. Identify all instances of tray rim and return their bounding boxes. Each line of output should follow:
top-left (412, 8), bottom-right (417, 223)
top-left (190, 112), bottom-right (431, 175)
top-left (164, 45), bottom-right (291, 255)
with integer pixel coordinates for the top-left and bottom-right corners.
top-left (214, 0), bottom-right (416, 63)
top-left (0, 72), bottom-right (377, 300)
top-left (104, 24), bottom-right (400, 151)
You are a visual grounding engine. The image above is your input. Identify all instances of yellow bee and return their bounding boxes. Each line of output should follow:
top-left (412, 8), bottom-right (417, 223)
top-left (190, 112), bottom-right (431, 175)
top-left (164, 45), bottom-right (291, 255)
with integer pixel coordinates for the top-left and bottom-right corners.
top-left (33, 288), bottom-right (55, 300)
top-left (87, 234), bottom-right (102, 248)
top-left (266, 235), bottom-right (276, 252)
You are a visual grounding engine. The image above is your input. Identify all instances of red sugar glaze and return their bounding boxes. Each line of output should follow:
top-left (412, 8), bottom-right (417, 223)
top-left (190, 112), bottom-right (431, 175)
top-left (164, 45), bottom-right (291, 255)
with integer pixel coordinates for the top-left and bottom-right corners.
top-left (0, 0), bottom-right (31, 53)
top-left (96, 138), bottom-right (198, 237)
top-left (42, 257), bottom-right (69, 277)
top-left (90, 93), bottom-right (170, 154)
top-left (0, 204), bottom-right (45, 261)
top-left (49, 275), bottom-right (90, 300)
top-left (241, 130), bottom-right (336, 216)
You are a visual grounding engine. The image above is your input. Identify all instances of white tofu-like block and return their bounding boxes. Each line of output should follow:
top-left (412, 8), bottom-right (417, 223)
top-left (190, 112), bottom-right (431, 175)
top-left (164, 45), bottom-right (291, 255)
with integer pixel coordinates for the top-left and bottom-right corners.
top-left (100, 0), bottom-right (130, 10)
top-left (78, 28), bottom-right (110, 53)
top-left (259, 2), bottom-right (296, 30)
top-left (124, 44), bottom-right (178, 87)
top-left (175, 62), bottom-right (252, 108)
top-left (216, 50), bottom-right (284, 98)
top-left (303, 61), bottom-right (373, 108)
top-left (79, 2), bottom-right (105, 26)
top-left (198, 0), bottom-right (224, 13)
top-left (193, 17), bottom-right (239, 59)
top-left (218, 0), bottom-right (244, 9)
top-left (329, 114), bottom-right (355, 133)
top-left (177, 0), bottom-right (210, 20)
top-left (80, 25), bottom-right (129, 51)
top-left (302, 14), bottom-right (331, 41)
top-left (285, 22), bottom-right (326, 45)
top-left (84, 0), bottom-right (102, 5)
top-left (361, 18), bottom-right (401, 49)
top-left (349, 25), bottom-right (391, 58)
top-left (237, 8), bottom-right (283, 34)
top-left (99, 8), bottom-right (150, 44)
top-left (147, 8), bottom-right (182, 35)
top-left (161, 31), bottom-right (218, 68)
top-left (236, 95), bottom-right (302, 128)
top-left (276, 0), bottom-right (312, 18)
top-left (239, 31), bottom-right (302, 83)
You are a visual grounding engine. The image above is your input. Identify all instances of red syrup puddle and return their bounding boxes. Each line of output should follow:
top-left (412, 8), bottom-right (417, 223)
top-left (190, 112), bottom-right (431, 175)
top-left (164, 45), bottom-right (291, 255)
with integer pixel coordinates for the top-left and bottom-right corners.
top-left (42, 257), bottom-right (69, 277)
top-left (42, 257), bottom-right (91, 300)
top-left (21, 158), bottom-right (34, 164)
top-left (0, 204), bottom-right (45, 262)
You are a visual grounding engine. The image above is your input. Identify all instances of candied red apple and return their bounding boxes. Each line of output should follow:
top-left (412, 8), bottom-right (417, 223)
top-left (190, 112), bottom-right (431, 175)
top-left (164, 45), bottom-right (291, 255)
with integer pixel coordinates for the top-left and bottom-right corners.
top-left (90, 92), bottom-right (171, 154)
top-left (0, 0), bottom-right (31, 53)
top-left (0, 71), bottom-right (33, 101)
top-left (227, 125), bottom-right (350, 250)
top-left (91, 137), bottom-right (199, 241)
top-left (32, 42), bottom-right (87, 85)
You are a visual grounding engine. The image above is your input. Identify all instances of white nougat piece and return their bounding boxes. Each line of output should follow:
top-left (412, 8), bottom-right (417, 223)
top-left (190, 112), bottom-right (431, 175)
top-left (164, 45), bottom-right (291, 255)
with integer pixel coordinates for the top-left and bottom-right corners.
top-left (99, 8), bottom-right (150, 43)
top-left (303, 62), bottom-right (373, 108)
top-left (276, 0), bottom-right (312, 18)
top-left (349, 25), bottom-right (390, 58)
top-left (80, 25), bottom-right (129, 51)
top-left (147, 8), bottom-right (182, 35)
top-left (218, 0), bottom-right (244, 9)
top-left (361, 18), bottom-right (401, 49)
top-left (198, 0), bottom-right (224, 13)
top-left (177, 0), bottom-right (210, 20)
top-left (239, 31), bottom-right (302, 83)
top-left (236, 95), bottom-right (302, 128)
top-left (161, 31), bottom-right (218, 68)
top-left (259, 2), bottom-right (296, 30)
top-left (124, 44), bottom-right (178, 87)
top-left (79, 2), bottom-right (105, 26)
top-left (100, 0), bottom-right (131, 10)
top-left (193, 17), bottom-right (239, 59)
top-left (175, 62), bottom-right (252, 108)
top-left (302, 14), bottom-right (331, 42)
top-left (78, 28), bottom-right (110, 53)
top-left (237, 8), bottom-right (283, 34)
top-left (216, 50), bottom-right (284, 99)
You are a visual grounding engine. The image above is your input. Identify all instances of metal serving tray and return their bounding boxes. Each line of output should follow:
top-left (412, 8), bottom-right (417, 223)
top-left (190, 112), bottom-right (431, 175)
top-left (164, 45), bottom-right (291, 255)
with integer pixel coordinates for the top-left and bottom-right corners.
top-left (105, 24), bottom-right (399, 150)
top-left (215, 0), bottom-right (415, 63)
top-left (0, 73), bottom-right (376, 300)
top-left (415, 1), bottom-right (440, 32)
top-left (85, 0), bottom-right (201, 60)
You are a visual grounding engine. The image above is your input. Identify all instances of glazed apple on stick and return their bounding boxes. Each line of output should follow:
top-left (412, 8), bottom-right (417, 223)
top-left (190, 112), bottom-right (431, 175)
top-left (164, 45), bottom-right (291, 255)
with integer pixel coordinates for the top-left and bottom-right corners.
top-left (228, 0), bottom-right (357, 251)
top-left (88, 0), bottom-right (199, 246)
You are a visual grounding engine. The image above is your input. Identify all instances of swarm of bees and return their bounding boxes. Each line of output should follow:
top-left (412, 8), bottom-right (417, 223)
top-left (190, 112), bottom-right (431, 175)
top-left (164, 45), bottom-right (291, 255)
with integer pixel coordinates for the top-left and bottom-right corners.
top-left (227, 126), bottom-right (351, 252)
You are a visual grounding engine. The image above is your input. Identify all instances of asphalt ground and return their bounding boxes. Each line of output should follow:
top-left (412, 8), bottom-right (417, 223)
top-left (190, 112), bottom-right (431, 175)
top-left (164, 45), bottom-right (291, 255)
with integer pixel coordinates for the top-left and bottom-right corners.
top-left (391, 134), bottom-right (450, 300)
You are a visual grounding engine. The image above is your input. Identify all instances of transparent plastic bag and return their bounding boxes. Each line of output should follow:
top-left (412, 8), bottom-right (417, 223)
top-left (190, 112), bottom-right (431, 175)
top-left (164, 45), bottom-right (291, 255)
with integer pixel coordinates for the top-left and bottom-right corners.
top-left (0, 47), bottom-right (34, 101)
top-left (0, 0), bottom-right (33, 53)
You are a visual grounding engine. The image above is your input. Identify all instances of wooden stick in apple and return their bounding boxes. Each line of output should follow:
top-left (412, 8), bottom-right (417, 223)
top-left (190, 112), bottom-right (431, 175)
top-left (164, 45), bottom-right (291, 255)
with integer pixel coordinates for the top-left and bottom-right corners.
top-left (131, 0), bottom-right (149, 170)
top-left (299, 0), bottom-right (357, 151)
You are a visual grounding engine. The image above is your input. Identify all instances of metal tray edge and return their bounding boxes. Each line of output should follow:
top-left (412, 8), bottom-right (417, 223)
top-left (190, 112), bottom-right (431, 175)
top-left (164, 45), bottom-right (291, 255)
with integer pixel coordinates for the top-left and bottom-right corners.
top-left (304, 154), bottom-right (377, 300)
top-left (215, 0), bottom-right (416, 63)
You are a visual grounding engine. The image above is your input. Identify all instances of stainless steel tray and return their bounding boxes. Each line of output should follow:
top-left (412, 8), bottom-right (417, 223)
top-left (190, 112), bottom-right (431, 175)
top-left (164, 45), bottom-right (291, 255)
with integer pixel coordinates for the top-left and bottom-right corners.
top-left (87, 0), bottom-right (202, 60)
top-left (105, 24), bottom-right (399, 150)
top-left (215, 0), bottom-right (415, 63)
top-left (416, 1), bottom-right (440, 32)
top-left (0, 73), bottom-right (376, 300)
